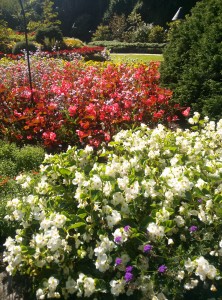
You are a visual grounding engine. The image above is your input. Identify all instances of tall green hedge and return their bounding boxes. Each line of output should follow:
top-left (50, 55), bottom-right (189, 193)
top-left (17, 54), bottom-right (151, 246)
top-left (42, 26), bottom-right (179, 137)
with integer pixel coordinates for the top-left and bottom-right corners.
top-left (160, 0), bottom-right (222, 120)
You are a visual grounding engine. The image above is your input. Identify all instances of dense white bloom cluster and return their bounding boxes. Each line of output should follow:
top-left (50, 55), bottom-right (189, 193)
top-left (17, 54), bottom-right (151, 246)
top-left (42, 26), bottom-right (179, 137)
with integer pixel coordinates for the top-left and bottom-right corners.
top-left (4, 115), bottom-right (222, 299)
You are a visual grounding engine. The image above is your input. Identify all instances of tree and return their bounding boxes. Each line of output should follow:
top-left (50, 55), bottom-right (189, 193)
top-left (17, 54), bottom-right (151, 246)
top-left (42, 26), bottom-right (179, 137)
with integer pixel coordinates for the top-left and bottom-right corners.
top-left (26, 0), bottom-right (60, 31)
top-left (160, 0), bottom-right (222, 120)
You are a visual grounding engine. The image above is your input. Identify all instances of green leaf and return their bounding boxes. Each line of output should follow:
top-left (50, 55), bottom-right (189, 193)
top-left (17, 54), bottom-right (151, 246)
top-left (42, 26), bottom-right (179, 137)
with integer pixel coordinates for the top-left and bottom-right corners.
top-left (58, 168), bottom-right (72, 176)
top-left (68, 222), bottom-right (86, 230)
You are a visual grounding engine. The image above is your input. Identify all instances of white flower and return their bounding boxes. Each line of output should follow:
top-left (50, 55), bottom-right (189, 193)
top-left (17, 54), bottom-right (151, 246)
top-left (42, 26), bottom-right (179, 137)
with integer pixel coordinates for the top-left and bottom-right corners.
top-left (110, 279), bottom-right (125, 296)
top-left (184, 279), bottom-right (199, 290)
top-left (106, 210), bottom-right (121, 228)
top-left (177, 271), bottom-right (185, 281)
top-left (48, 276), bottom-right (59, 292)
top-left (36, 288), bottom-right (45, 299)
top-left (83, 277), bottom-right (95, 297)
top-left (147, 223), bottom-right (165, 240)
top-left (174, 216), bottom-right (185, 227)
top-left (195, 256), bottom-right (217, 281)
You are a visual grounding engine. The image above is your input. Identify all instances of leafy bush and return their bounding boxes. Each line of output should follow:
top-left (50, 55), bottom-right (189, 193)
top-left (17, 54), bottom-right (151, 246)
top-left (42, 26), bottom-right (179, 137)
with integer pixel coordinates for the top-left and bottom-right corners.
top-left (35, 26), bottom-right (63, 50)
top-left (63, 37), bottom-right (85, 49)
top-left (89, 41), bottom-right (166, 53)
top-left (0, 141), bottom-right (45, 242)
top-left (92, 25), bottom-right (112, 42)
top-left (12, 41), bottom-right (37, 55)
top-left (160, 0), bottom-right (222, 120)
top-left (4, 114), bottom-right (222, 299)
top-left (148, 25), bottom-right (166, 43)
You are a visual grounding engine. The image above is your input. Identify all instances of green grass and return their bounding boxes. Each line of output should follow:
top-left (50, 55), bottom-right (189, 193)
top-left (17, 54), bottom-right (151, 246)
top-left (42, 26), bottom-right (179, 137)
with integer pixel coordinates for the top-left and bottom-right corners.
top-left (110, 53), bottom-right (163, 64)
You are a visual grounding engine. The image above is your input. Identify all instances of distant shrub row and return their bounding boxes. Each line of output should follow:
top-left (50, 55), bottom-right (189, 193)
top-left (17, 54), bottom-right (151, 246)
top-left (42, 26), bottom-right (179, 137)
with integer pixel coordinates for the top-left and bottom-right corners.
top-left (89, 41), bottom-right (166, 54)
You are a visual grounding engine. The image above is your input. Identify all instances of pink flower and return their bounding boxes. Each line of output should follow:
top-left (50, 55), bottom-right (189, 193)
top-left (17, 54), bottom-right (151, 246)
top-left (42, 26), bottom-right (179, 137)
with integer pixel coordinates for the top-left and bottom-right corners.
top-left (68, 105), bottom-right (78, 117)
top-left (182, 107), bottom-right (191, 117)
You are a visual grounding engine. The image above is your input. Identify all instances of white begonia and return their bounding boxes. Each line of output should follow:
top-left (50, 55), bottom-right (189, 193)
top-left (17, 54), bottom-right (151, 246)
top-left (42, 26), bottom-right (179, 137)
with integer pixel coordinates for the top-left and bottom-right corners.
top-left (156, 207), bottom-right (170, 223)
top-left (52, 214), bottom-right (67, 228)
top-left (174, 216), bottom-right (185, 227)
top-left (147, 223), bottom-right (165, 240)
top-left (110, 279), bottom-right (125, 296)
top-left (177, 270), bottom-right (185, 281)
top-left (111, 192), bottom-right (125, 206)
top-left (117, 176), bottom-right (129, 190)
top-left (83, 277), bottom-right (96, 297)
top-left (184, 258), bottom-right (196, 272)
top-left (184, 279), bottom-right (199, 290)
top-left (36, 288), bottom-right (45, 299)
top-left (125, 181), bottom-right (140, 201)
top-left (103, 181), bottom-right (112, 196)
top-left (106, 210), bottom-right (121, 228)
top-left (90, 174), bottom-right (102, 190)
top-left (195, 256), bottom-right (217, 281)
top-left (195, 178), bottom-right (207, 190)
top-left (47, 276), bottom-right (59, 292)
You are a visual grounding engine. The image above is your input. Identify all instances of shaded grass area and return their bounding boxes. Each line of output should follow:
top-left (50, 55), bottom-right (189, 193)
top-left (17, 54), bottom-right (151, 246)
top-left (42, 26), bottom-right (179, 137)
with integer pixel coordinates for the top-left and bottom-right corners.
top-left (110, 53), bottom-right (163, 63)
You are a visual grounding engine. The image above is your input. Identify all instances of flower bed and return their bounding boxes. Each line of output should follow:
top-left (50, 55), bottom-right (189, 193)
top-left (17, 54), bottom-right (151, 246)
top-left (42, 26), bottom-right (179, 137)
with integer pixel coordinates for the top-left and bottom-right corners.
top-left (0, 58), bottom-right (186, 150)
top-left (3, 114), bottom-right (222, 299)
top-left (0, 46), bottom-right (106, 61)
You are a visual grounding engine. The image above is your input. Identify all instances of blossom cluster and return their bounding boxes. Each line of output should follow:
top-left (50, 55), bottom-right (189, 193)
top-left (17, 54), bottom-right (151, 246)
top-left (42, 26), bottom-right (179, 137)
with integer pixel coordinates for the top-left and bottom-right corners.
top-left (4, 115), bottom-right (222, 299)
top-left (0, 57), bottom-right (186, 150)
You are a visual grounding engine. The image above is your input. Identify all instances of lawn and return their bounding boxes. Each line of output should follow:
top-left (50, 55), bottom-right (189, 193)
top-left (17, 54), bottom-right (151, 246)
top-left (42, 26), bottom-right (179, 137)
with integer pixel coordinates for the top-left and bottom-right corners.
top-left (110, 53), bottom-right (164, 63)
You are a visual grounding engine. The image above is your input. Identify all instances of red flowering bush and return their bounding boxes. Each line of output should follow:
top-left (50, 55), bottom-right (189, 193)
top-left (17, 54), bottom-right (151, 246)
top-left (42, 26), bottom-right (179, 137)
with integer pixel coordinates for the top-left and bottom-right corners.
top-left (0, 57), bottom-right (188, 151)
top-left (2, 46), bottom-right (106, 61)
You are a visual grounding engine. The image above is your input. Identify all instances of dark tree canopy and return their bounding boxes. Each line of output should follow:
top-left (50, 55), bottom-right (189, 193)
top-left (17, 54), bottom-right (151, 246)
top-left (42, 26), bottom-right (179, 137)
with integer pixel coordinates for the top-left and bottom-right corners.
top-left (160, 0), bottom-right (222, 120)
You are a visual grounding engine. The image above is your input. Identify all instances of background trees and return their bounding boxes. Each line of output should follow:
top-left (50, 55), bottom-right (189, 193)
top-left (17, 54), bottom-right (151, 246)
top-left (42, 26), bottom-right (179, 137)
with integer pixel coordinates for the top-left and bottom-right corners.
top-left (0, 0), bottom-right (199, 41)
top-left (160, 0), bottom-right (222, 120)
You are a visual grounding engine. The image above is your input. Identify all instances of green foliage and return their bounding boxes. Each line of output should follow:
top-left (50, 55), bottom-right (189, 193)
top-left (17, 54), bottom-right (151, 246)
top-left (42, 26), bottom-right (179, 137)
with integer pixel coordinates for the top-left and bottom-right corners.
top-left (109, 13), bottom-right (127, 41)
top-left (89, 41), bottom-right (166, 53)
top-left (0, 141), bottom-right (45, 176)
top-left (35, 26), bottom-right (63, 50)
top-left (92, 25), bottom-right (112, 42)
top-left (0, 141), bottom-right (45, 241)
top-left (63, 37), bottom-right (85, 49)
top-left (12, 41), bottom-right (37, 54)
top-left (160, 0), bottom-right (222, 120)
top-left (148, 25), bottom-right (166, 43)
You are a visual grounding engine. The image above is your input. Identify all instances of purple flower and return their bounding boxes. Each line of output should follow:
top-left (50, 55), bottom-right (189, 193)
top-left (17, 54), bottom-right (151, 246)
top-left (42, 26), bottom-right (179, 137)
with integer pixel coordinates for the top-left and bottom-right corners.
top-left (115, 257), bottom-right (122, 266)
top-left (125, 266), bottom-right (133, 272)
top-left (189, 225), bottom-right (198, 232)
top-left (143, 244), bottom-right (152, 253)
top-left (114, 236), bottom-right (122, 243)
top-left (158, 265), bottom-right (167, 273)
top-left (124, 225), bottom-right (130, 232)
top-left (198, 198), bottom-right (203, 203)
top-left (124, 272), bottom-right (133, 282)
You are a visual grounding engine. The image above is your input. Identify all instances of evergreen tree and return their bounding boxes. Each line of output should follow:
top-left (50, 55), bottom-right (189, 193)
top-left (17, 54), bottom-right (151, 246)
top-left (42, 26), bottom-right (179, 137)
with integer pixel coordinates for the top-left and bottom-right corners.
top-left (160, 0), bottom-right (222, 120)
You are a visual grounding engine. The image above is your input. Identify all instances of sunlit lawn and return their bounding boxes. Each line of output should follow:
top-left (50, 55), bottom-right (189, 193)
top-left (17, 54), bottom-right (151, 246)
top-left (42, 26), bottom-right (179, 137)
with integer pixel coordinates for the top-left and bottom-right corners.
top-left (110, 53), bottom-right (163, 63)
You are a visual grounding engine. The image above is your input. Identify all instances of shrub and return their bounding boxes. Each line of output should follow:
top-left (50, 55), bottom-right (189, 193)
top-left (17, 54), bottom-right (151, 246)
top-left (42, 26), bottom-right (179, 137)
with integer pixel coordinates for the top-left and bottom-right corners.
top-left (160, 0), bottom-right (222, 120)
top-left (12, 41), bottom-right (37, 55)
top-left (0, 141), bottom-right (45, 242)
top-left (35, 26), bottom-right (63, 50)
top-left (4, 114), bottom-right (222, 299)
top-left (92, 25), bottom-right (112, 42)
top-left (63, 37), bottom-right (85, 49)
top-left (148, 25), bottom-right (166, 43)
top-left (89, 41), bottom-right (166, 53)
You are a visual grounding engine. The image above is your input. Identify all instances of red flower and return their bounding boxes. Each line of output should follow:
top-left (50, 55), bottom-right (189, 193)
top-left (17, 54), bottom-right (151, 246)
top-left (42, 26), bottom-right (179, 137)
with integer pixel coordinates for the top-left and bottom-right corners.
top-left (68, 105), bottom-right (78, 117)
top-left (182, 107), bottom-right (191, 117)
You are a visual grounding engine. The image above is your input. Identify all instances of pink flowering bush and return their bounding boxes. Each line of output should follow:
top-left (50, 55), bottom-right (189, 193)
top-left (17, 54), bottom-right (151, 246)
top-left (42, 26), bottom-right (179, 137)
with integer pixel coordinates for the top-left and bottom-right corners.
top-left (0, 57), bottom-right (186, 151)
